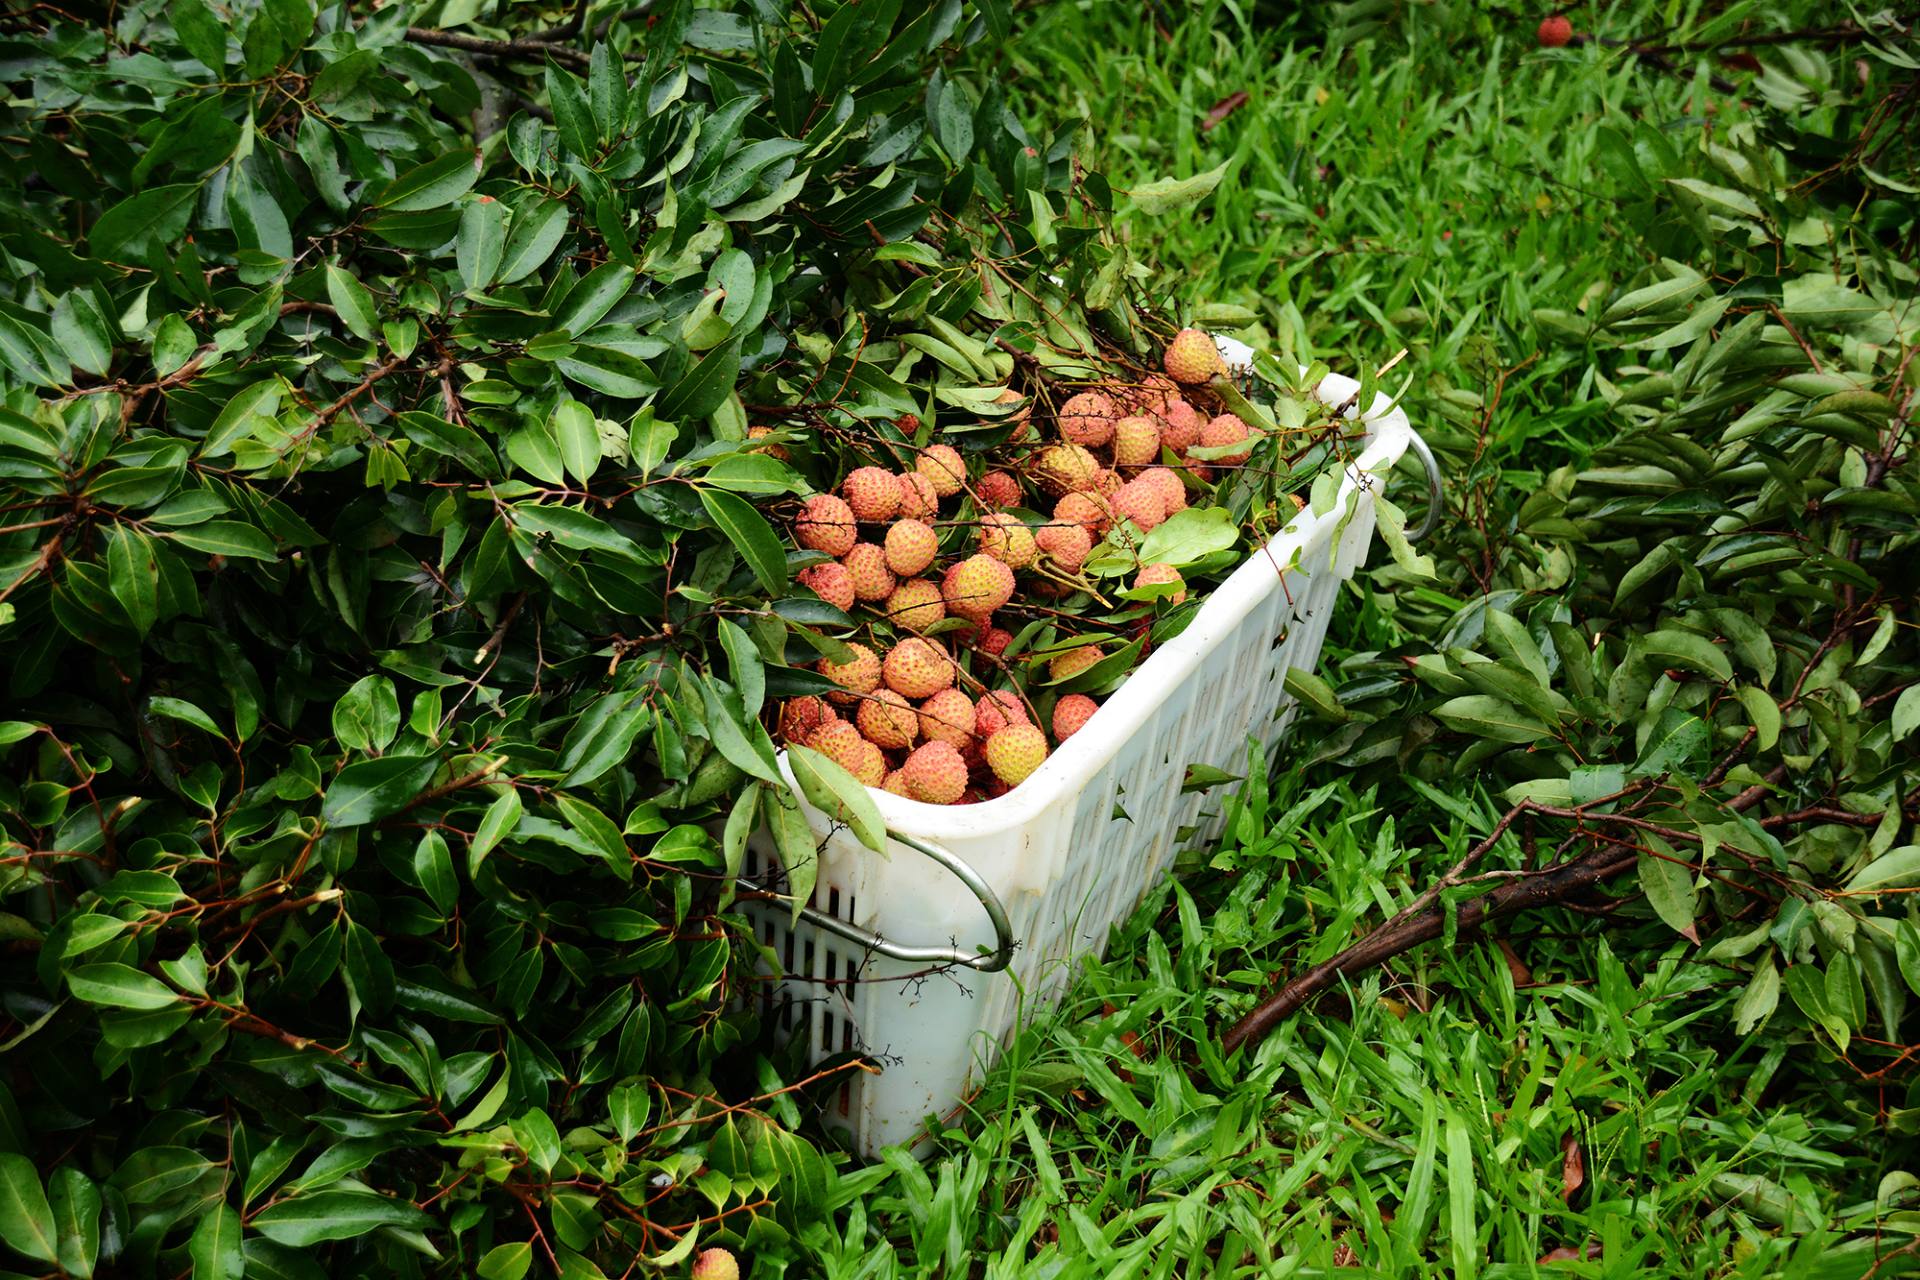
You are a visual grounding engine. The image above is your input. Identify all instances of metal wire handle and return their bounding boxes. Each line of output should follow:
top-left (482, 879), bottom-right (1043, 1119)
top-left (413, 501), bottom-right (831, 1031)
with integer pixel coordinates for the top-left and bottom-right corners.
top-left (739, 831), bottom-right (1015, 973)
top-left (1401, 426), bottom-right (1445, 543)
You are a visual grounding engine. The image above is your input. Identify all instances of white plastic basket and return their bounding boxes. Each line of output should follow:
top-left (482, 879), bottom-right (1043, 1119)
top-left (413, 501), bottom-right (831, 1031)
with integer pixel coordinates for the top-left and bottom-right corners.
top-left (743, 351), bottom-right (1434, 1155)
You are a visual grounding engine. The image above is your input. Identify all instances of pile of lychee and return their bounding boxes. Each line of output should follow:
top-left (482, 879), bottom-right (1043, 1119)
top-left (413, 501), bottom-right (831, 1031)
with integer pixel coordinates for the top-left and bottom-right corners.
top-left (772, 329), bottom-right (1257, 806)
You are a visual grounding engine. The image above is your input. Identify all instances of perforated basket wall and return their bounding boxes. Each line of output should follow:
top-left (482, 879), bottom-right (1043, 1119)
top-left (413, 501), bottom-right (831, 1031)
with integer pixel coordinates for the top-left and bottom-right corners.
top-left (744, 370), bottom-right (1416, 1155)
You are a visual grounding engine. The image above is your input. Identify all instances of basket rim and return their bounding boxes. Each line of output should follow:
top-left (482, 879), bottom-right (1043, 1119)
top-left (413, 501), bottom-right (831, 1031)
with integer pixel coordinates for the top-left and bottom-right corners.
top-left (777, 360), bottom-right (1415, 842)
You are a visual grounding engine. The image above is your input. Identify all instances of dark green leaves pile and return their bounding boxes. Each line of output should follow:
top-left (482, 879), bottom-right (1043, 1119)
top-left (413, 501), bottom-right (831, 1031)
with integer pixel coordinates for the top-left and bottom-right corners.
top-left (0, 0), bottom-right (1089, 1274)
top-left (1296, 90), bottom-right (1920, 1082)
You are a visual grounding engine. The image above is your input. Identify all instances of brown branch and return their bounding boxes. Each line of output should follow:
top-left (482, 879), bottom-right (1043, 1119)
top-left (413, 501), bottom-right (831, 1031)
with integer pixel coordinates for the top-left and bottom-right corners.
top-left (1219, 776), bottom-right (1781, 1056)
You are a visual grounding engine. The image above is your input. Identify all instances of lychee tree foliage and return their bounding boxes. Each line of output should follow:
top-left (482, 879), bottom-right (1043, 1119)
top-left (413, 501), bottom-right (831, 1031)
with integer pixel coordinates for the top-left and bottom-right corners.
top-left (1258, 51), bottom-right (1920, 1077)
top-left (0, 0), bottom-right (1090, 1274)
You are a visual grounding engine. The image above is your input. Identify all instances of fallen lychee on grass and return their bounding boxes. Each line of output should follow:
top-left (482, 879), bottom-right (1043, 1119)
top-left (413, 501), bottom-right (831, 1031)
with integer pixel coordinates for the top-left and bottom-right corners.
top-left (1537, 14), bottom-right (1572, 46)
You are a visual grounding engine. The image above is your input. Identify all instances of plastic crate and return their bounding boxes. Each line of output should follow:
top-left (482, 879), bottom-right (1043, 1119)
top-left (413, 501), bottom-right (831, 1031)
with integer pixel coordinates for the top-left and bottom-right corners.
top-left (743, 354), bottom-right (1433, 1155)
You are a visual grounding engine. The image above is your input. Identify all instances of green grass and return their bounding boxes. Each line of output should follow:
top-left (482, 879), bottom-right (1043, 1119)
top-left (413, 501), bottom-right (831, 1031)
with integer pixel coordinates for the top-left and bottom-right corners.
top-left (791, 3), bottom-right (1912, 1275)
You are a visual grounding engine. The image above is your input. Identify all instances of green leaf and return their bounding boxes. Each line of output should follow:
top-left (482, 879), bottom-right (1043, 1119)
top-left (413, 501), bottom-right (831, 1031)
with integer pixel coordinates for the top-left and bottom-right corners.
top-left (331, 675), bottom-right (399, 753)
top-left (588, 42), bottom-right (628, 140)
top-left (1639, 628), bottom-right (1732, 682)
top-left (788, 745), bottom-right (885, 852)
top-left (1126, 160), bottom-right (1230, 216)
top-left (551, 400), bottom-right (601, 484)
top-left (468, 788), bottom-right (523, 874)
top-left (148, 695), bottom-right (224, 738)
top-left (764, 785), bottom-right (819, 924)
top-left (66, 963), bottom-right (180, 1010)
top-left (547, 62), bottom-right (597, 158)
top-left (321, 755), bottom-right (441, 827)
top-left (164, 520), bottom-right (279, 561)
top-left (91, 185), bottom-right (200, 262)
top-left (559, 695), bottom-right (650, 787)
top-left (697, 487), bottom-right (786, 596)
top-left (324, 265), bottom-right (381, 344)
top-left (555, 263), bottom-right (636, 337)
top-left (1639, 839), bottom-right (1699, 941)
top-left (1135, 507), bottom-right (1239, 567)
top-left (1733, 685), bottom-right (1781, 750)
top-left (457, 198), bottom-right (508, 290)
top-left (657, 338), bottom-right (741, 422)
top-left (52, 291), bottom-right (115, 376)
top-left (1732, 956), bottom-right (1779, 1034)
top-left (375, 151), bottom-right (481, 212)
top-left (498, 199), bottom-right (569, 283)
top-left (478, 1242), bottom-right (535, 1280)
top-left (1847, 846), bottom-right (1920, 895)
top-left (1632, 708), bottom-right (1708, 778)
top-left (1893, 685), bottom-right (1920, 743)
top-left (188, 1203), bottom-right (244, 1280)
top-left (513, 1109), bottom-right (562, 1173)
top-left (250, 1190), bottom-right (432, 1246)
top-left (0, 1154), bottom-right (57, 1265)
top-left (1282, 667), bottom-right (1348, 722)
top-left (47, 1166), bottom-right (100, 1279)
top-left (226, 162), bottom-right (291, 259)
top-left (1432, 694), bottom-right (1549, 744)
top-left (105, 526), bottom-right (159, 637)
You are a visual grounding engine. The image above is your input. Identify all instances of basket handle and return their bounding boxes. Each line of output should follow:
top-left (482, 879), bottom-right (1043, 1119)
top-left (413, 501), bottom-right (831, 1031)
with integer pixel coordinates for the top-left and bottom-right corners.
top-left (738, 831), bottom-right (1015, 973)
top-left (1401, 425), bottom-right (1445, 543)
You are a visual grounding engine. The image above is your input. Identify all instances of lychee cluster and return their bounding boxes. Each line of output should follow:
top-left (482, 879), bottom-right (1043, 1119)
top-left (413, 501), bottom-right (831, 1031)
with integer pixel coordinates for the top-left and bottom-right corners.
top-left (771, 328), bottom-right (1280, 805)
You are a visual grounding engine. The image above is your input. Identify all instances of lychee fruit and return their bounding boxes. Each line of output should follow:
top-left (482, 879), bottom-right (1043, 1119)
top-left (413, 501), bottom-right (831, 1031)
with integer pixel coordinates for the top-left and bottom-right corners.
top-left (1053, 492), bottom-right (1111, 536)
top-left (1137, 466), bottom-right (1189, 514)
top-left (841, 543), bottom-right (895, 602)
top-left (977, 513), bottom-right (1037, 570)
top-left (917, 689), bottom-right (976, 747)
top-left (1110, 480), bottom-right (1167, 532)
top-left (881, 769), bottom-right (913, 798)
top-left (1034, 443), bottom-right (1100, 497)
top-left (1155, 399), bottom-right (1203, 454)
top-left (811, 722), bottom-right (883, 785)
top-left (884, 519), bottom-right (938, 577)
top-left (896, 470), bottom-right (939, 519)
top-left (991, 388), bottom-right (1033, 442)
top-left (746, 425), bottom-right (790, 461)
top-left (779, 695), bottom-right (837, 746)
top-left (979, 626), bottom-right (1014, 659)
top-left (817, 643), bottom-right (881, 702)
top-left (1538, 14), bottom-right (1572, 47)
top-left (1047, 644), bottom-right (1105, 683)
top-left (693, 1248), bottom-right (740, 1280)
top-left (974, 689), bottom-right (1029, 738)
top-left (843, 466), bottom-right (902, 522)
top-left (1112, 415), bottom-right (1161, 469)
top-left (796, 494), bottom-right (857, 557)
top-left (1134, 562), bottom-right (1187, 605)
top-left (943, 554), bottom-right (1016, 620)
top-left (857, 689), bottom-right (919, 750)
top-left (902, 740), bottom-right (968, 804)
top-left (984, 724), bottom-right (1048, 786)
top-left (1057, 390), bottom-right (1118, 448)
top-left (798, 561), bottom-right (856, 612)
top-left (883, 637), bottom-right (955, 699)
top-left (917, 444), bottom-right (966, 497)
top-left (1198, 414), bottom-right (1253, 466)
top-left (1052, 693), bottom-right (1098, 741)
top-left (1163, 328), bottom-right (1225, 385)
top-left (1034, 520), bottom-right (1093, 573)
top-left (1090, 467), bottom-right (1124, 497)
top-left (976, 470), bottom-right (1022, 509)
top-left (883, 578), bottom-right (946, 632)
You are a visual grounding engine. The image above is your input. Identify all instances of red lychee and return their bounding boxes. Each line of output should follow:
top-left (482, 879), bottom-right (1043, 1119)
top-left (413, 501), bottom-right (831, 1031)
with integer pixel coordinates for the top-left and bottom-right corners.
top-left (1112, 415), bottom-right (1161, 469)
top-left (884, 519), bottom-right (938, 577)
top-left (976, 470), bottom-right (1023, 508)
top-left (1034, 443), bottom-right (1100, 497)
top-left (943, 554), bottom-right (1016, 620)
top-left (883, 578), bottom-right (946, 632)
top-left (917, 444), bottom-right (966, 497)
top-left (883, 637), bottom-right (955, 699)
top-left (842, 542), bottom-right (896, 602)
top-left (796, 494), bottom-right (857, 557)
top-left (1197, 413), bottom-right (1253, 466)
top-left (798, 561), bottom-right (856, 612)
top-left (1057, 390), bottom-right (1118, 448)
top-left (857, 689), bottom-right (919, 750)
top-left (977, 513), bottom-right (1037, 570)
top-left (817, 643), bottom-right (881, 702)
top-left (896, 470), bottom-right (939, 519)
top-left (843, 466), bottom-right (902, 522)
top-left (1034, 520), bottom-right (1093, 573)
top-left (1134, 562), bottom-right (1187, 605)
top-left (1538, 14), bottom-right (1572, 46)
top-left (1052, 693), bottom-right (1098, 741)
top-left (902, 740), bottom-right (968, 804)
top-left (1163, 328), bottom-right (1225, 385)
top-left (917, 689), bottom-right (976, 747)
